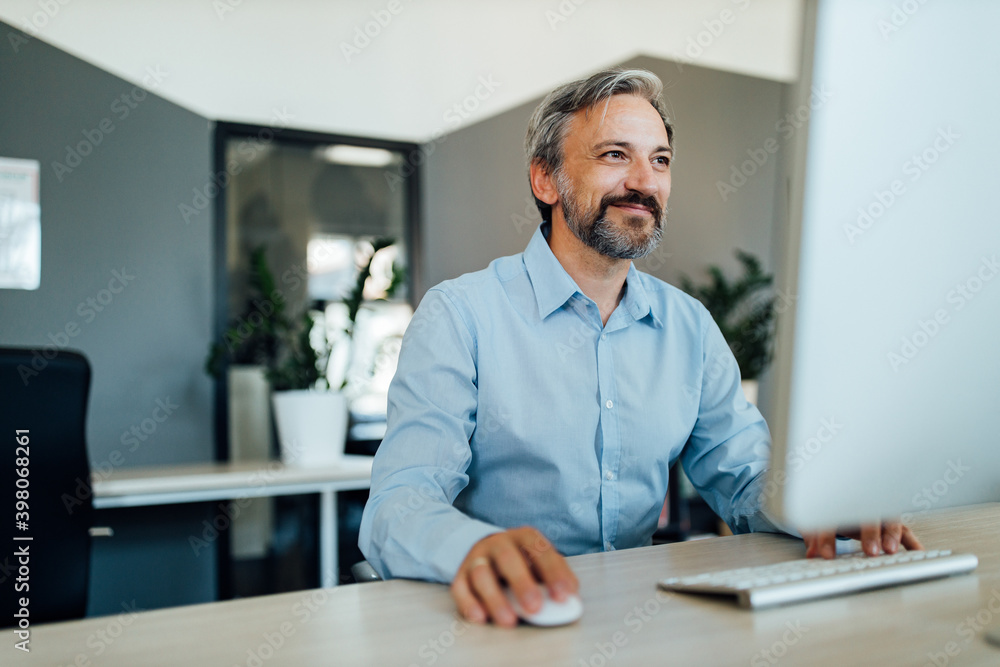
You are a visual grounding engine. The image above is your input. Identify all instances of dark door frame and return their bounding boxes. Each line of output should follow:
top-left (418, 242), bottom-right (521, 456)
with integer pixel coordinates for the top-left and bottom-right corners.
top-left (211, 121), bottom-right (423, 463)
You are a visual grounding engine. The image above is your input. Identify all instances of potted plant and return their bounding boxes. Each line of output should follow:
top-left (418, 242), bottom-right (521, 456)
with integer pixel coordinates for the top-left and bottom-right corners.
top-left (270, 237), bottom-right (404, 465)
top-left (266, 308), bottom-right (347, 467)
top-left (205, 246), bottom-right (289, 379)
top-left (208, 239), bottom-right (404, 467)
top-left (679, 250), bottom-right (776, 405)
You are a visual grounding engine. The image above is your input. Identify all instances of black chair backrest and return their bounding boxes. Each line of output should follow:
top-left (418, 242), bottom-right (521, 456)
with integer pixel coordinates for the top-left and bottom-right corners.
top-left (1, 347), bottom-right (93, 624)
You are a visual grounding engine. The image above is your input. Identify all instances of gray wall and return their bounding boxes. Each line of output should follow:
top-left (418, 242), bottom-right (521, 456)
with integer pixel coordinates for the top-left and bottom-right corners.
top-left (0, 22), bottom-right (217, 614)
top-left (422, 55), bottom-right (788, 418)
top-left (0, 25), bottom-right (214, 467)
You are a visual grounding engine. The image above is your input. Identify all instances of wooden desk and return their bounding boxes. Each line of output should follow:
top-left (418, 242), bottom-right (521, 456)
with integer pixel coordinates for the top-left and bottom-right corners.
top-left (91, 456), bottom-right (373, 588)
top-left (13, 504), bottom-right (1000, 665)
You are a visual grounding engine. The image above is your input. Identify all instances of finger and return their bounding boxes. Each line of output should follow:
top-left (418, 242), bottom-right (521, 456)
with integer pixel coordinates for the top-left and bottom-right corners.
top-left (860, 524), bottom-right (882, 556)
top-left (469, 557), bottom-right (518, 627)
top-left (802, 532), bottom-right (818, 557)
top-left (802, 532), bottom-right (817, 557)
top-left (490, 540), bottom-right (543, 614)
top-left (450, 566), bottom-right (486, 625)
top-left (517, 529), bottom-right (578, 600)
top-left (881, 522), bottom-right (903, 554)
top-left (803, 532), bottom-right (836, 559)
top-left (899, 526), bottom-right (924, 551)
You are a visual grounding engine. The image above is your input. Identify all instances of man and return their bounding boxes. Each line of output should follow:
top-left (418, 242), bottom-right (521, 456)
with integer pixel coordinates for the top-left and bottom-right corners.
top-left (359, 68), bottom-right (920, 627)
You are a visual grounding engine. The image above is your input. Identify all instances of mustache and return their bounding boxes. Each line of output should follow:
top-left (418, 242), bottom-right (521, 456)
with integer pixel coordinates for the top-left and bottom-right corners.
top-left (599, 192), bottom-right (663, 221)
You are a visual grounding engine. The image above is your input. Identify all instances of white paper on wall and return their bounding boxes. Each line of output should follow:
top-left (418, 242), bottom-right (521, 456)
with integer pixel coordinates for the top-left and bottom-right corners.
top-left (0, 157), bottom-right (41, 291)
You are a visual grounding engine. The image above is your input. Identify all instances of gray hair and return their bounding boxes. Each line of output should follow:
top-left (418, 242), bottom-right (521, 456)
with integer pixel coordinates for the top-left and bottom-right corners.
top-left (525, 67), bottom-right (674, 223)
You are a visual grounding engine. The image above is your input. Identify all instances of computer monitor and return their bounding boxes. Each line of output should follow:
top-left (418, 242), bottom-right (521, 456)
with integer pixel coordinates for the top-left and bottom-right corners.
top-left (765, 0), bottom-right (1000, 531)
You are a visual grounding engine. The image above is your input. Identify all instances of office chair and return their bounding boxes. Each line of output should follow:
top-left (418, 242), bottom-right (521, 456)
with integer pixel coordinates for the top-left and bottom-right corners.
top-left (1, 347), bottom-right (95, 624)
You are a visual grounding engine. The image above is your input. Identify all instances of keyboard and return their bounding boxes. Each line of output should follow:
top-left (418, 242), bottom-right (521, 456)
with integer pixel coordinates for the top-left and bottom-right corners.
top-left (657, 549), bottom-right (978, 610)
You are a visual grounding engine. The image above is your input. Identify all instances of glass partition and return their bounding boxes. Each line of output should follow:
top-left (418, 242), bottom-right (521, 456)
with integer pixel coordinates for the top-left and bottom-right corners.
top-left (214, 123), bottom-right (422, 460)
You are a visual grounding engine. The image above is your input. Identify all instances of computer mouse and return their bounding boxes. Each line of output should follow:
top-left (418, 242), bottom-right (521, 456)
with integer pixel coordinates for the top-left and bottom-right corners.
top-left (504, 588), bottom-right (583, 627)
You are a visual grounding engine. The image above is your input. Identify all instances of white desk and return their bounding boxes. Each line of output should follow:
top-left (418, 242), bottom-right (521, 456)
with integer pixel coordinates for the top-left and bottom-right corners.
top-left (91, 455), bottom-right (373, 588)
top-left (13, 503), bottom-right (1000, 665)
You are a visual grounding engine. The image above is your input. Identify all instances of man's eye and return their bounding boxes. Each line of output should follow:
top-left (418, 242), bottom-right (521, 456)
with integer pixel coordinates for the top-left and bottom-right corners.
top-left (604, 151), bottom-right (625, 159)
top-left (654, 156), bottom-right (671, 166)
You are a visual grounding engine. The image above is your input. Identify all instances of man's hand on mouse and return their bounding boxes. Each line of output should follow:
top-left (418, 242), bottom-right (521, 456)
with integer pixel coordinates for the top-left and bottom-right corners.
top-left (802, 521), bottom-right (923, 559)
top-left (450, 526), bottom-right (578, 628)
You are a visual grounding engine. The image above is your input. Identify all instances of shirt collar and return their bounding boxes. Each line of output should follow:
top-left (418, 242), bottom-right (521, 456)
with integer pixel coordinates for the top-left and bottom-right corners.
top-left (620, 261), bottom-right (663, 329)
top-left (523, 223), bottom-right (580, 319)
top-left (523, 223), bottom-right (662, 328)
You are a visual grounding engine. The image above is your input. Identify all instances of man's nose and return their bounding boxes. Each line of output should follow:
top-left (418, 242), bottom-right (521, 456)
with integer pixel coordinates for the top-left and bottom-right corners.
top-left (623, 159), bottom-right (660, 197)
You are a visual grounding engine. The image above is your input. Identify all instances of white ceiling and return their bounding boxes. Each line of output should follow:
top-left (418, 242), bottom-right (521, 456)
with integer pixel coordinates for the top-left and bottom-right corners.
top-left (0, 0), bottom-right (804, 142)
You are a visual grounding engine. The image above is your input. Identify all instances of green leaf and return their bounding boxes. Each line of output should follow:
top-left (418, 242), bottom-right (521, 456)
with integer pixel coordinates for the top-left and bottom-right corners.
top-left (207, 237), bottom-right (403, 392)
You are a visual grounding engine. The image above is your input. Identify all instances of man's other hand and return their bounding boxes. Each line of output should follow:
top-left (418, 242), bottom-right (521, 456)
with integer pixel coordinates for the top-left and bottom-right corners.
top-left (450, 526), bottom-right (578, 627)
top-left (803, 522), bottom-right (924, 559)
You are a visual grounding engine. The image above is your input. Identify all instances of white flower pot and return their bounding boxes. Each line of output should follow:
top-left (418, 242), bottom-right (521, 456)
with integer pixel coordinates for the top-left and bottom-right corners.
top-left (271, 390), bottom-right (349, 467)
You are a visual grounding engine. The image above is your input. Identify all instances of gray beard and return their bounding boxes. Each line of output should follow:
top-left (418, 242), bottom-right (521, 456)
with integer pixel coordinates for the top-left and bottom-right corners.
top-left (555, 171), bottom-right (666, 260)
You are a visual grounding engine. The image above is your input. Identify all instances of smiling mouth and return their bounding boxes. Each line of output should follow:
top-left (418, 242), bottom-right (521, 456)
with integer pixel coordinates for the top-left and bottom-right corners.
top-left (612, 203), bottom-right (652, 216)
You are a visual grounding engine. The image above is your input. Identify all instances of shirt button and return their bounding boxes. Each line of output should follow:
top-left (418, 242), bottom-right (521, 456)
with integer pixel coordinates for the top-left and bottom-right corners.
top-left (601, 333), bottom-right (607, 341)
top-left (605, 399), bottom-right (613, 409)
top-left (605, 470), bottom-right (614, 481)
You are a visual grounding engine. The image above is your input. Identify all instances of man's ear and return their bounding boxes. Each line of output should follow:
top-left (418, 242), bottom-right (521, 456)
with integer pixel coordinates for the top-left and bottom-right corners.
top-left (529, 159), bottom-right (559, 207)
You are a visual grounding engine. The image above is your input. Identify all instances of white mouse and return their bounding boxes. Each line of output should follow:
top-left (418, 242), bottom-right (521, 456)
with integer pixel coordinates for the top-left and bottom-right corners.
top-left (505, 588), bottom-right (583, 627)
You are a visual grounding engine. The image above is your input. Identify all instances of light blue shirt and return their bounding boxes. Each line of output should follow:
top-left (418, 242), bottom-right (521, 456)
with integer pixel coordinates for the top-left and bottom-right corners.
top-left (359, 223), bottom-right (783, 583)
